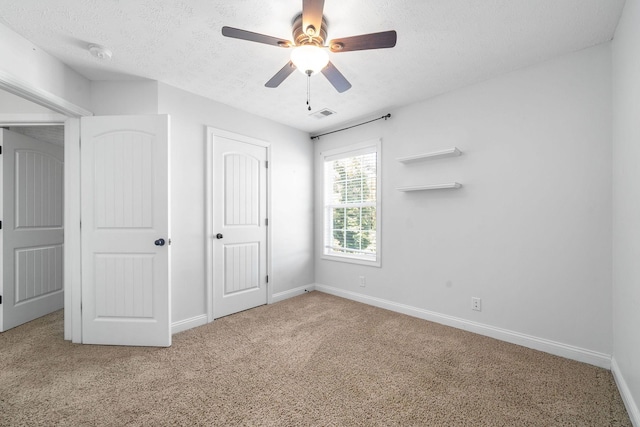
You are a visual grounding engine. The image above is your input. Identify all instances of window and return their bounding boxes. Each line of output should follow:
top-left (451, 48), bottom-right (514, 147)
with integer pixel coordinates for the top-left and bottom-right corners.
top-left (322, 140), bottom-right (381, 266)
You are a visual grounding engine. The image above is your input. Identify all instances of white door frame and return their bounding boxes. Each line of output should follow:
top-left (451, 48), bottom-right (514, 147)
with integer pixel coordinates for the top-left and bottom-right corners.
top-left (205, 127), bottom-right (272, 322)
top-left (0, 71), bottom-right (92, 343)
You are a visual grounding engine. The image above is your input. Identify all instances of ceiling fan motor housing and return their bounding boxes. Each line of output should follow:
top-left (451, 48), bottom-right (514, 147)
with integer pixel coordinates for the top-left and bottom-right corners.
top-left (292, 14), bottom-right (327, 46)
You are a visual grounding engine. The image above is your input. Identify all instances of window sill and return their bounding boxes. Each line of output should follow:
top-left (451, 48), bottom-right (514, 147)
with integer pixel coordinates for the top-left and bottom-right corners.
top-left (321, 254), bottom-right (381, 268)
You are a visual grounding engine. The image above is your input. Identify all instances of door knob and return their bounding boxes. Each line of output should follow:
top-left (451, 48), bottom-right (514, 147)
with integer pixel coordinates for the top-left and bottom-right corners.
top-left (216, 233), bottom-right (224, 239)
top-left (154, 238), bottom-right (165, 246)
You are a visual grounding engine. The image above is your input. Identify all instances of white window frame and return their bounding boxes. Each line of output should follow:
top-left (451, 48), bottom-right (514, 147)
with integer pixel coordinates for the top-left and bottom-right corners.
top-left (321, 138), bottom-right (381, 267)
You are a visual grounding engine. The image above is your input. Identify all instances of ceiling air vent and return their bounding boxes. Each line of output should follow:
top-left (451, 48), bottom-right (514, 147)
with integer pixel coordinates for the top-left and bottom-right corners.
top-left (310, 108), bottom-right (336, 119)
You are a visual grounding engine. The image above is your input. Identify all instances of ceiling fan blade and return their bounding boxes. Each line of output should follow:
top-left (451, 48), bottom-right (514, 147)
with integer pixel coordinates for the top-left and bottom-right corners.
top-left (329, 30), bottom-right (397, 52)
top-left (302, 0), bottom-right (325, 37)
top-left (321, 61), bottom-right (352, 93)
top-left (222, 26), bottom-right (292, 48)
top-left (265, 62), bottom-right (296, 88)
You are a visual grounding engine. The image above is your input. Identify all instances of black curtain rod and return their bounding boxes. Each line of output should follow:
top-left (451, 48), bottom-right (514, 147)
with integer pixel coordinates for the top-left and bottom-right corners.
top-left (310, 113), bottom-right (391, 140)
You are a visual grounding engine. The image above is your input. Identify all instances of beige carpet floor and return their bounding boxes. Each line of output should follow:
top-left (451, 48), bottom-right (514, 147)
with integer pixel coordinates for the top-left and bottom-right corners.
top-left (0, 291), bottom-right (631, 426)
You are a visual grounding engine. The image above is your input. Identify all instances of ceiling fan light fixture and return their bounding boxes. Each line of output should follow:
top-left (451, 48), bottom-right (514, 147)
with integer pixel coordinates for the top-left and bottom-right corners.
top-left (290, 45), bottom-right (329, 75)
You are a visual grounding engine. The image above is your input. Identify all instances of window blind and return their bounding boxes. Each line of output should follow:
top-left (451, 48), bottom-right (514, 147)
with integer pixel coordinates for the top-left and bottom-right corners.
top-left (324, 149), bottom-right (377, 262)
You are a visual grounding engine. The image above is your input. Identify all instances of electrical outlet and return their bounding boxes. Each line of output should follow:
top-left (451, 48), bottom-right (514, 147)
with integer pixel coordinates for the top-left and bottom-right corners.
top-left (472, 297), bottom-right (481, 311)
top-left (359, 276), bottom-right (366, 287)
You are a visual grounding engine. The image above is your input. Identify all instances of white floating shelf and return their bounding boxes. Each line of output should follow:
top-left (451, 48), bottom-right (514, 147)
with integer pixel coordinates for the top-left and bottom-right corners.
top-left (397, 147), bottom-right (461, 163)
top-left (396, 183), bottom-right (462, 192)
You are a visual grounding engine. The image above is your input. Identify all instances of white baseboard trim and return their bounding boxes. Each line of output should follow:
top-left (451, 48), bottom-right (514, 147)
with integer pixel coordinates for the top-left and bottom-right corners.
top-left (271, 284), bottom-right (316, 304)
top-left (172, 285), bottom-right (317, 335)
top-left (612, 357), bottom-right (640, 426)
top-left (314, 284), bottom-right (612, 369)
top-left (172, 314), bottom-right (208, 335)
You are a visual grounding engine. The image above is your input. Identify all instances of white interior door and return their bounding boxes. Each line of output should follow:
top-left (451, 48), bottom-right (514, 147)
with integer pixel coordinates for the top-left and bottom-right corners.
top-left (80, 115), bottom-right (170, 346)
top-left (0, 129), bottom-right (64, 332)
top-left (211, 132), bottom-right (268, 319)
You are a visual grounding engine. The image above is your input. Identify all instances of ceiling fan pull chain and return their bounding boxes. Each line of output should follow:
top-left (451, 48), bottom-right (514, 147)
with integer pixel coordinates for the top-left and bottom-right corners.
top-left (306, 70), bottom-right (312, 111)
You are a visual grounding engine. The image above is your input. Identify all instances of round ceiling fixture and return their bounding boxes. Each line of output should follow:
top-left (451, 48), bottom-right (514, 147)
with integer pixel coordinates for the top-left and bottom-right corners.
top-left (290, 45), bottom-right (329, 75)
top-left (88, 44), bottom-right (112, 60)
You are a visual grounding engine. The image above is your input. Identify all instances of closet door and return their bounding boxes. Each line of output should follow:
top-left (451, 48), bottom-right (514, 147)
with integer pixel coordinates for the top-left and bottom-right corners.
top-left (209, 129), bottom-right (269, 319)
top-left (0, 129), bottom-right (64, 332)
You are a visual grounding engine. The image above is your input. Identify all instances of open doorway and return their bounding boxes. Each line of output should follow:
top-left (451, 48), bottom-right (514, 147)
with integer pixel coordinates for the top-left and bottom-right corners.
top-left (0, 90), bottom-right (65, 332)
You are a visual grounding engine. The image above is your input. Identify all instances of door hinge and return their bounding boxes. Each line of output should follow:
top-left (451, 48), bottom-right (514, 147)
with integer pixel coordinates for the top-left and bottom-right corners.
top-left (265, 218), bottom-right (268, 226)
top-left (0, 295), bottom-right (2, 304)
top-left (265, 160), bottom-right (268, 168)
top-left (0, 220), bottom-right (2, 230)
top-left (266, 275), bottom-right (269, 283)
top-left (0, 145), bottom-right (2, 155)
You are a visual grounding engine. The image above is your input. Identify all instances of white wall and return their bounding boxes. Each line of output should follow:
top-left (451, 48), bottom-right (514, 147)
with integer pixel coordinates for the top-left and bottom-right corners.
top-left (612, 0), bottom-right (640, 422)
top-left (157, 83), bottom-right (314, 325)
top-left (90, 81), bottom-right (158, 115)
top-left (315, 44), bottom-right (612, 359)
top-left (0, 23), bottom-right (91, 110)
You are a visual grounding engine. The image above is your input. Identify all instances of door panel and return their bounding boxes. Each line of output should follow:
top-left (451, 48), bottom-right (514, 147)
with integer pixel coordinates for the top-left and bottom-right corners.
top-left (94, 132), bottom-right (153, 229)
top-left (1, 129), bottom-right (64, 332)
top-left (94, 254), bottom-right (153, 318)
top-left (224, 153), bottom-right (260, 226)
top-left (15, 149), bottom-right (64, 228)
top-left (15, 245), bottom-right (63, 303)
top-left (212, 134), bottom-right (268, 319)
top-left (80, 115), bottom-right (170, 347)
top-left (224, 243), bottom-right (259, 294)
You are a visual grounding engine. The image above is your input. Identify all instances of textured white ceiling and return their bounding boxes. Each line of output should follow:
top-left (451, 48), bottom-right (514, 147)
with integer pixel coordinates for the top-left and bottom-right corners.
top-left (0, 0), bottom-right (625, 133)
